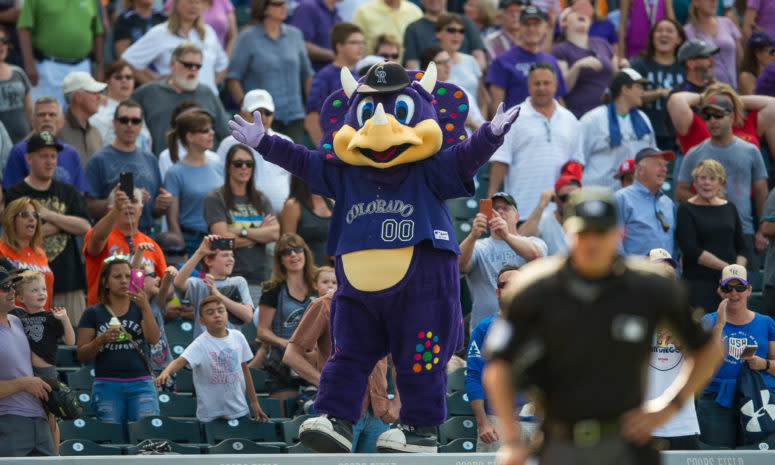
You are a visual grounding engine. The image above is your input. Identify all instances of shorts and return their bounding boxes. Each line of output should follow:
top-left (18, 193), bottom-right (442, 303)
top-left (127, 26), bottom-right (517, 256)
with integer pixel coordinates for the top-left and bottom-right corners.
top-left (0, 414), bottom-right (56, 456)
top-left (32, 366), bottom-right (58, 380)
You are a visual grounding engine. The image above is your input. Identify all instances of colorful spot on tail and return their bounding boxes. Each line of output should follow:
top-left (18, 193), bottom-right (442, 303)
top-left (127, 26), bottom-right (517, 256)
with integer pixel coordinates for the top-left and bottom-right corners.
top-left (415, 330), bottom-right (441, 371)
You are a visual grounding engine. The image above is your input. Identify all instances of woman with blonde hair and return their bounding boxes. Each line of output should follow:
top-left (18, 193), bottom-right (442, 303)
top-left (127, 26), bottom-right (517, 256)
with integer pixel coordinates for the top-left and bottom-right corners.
top-left (676, 159), bottom-right (746, 314)
top-left (0, 197), bottom-right (54, 309)
top-left (684, 0), bottom-right (742, 87)
top-left (121, 0), bottom-right (228, 94)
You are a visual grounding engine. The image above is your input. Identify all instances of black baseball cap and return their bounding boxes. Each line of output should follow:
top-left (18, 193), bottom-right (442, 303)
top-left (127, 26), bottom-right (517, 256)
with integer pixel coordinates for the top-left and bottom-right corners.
top-left (520, 5), bottom-right (547, 23)
top-left (357, 61), bottom-right (410, 95)
top-left (491, 192), bottom-right (518, 210)
top-left (748, 31), bottom-right (775, 49)
top-left (563, 187), bottom-right (618, 233)
top-left (27, 131), bottom-right (63, 153)
top-left (0, 265), bottom-right (22, 287)
top-left (609, 68), bottom-right (650, 94)
top-left (677, 38), bottom-right (720, 63)
top-left (634, 147), bottom-right (675, 164)
top-left (499, 0), bottom-right (527, 9)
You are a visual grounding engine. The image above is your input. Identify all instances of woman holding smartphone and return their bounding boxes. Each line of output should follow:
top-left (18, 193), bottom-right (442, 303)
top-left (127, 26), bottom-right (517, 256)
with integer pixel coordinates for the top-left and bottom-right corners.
top-left (697, 264), bottom-right (775, 448)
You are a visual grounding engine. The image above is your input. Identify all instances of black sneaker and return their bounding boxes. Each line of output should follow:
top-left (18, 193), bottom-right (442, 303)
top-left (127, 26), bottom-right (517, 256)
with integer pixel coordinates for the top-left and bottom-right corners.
top-left (298, 414), bottom-right (353, 453)
top-left (376, 424), bottom-right (439, 453)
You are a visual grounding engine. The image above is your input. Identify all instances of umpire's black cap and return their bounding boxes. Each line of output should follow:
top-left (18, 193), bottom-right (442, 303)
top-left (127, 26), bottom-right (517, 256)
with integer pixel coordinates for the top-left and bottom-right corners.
top-left (563, 187), bottom-right (618, 233)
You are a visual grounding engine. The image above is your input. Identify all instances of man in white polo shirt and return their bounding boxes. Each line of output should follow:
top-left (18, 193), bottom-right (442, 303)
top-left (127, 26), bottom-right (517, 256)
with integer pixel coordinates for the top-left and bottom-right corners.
top-left (487, 62), bottom-right (583, 220)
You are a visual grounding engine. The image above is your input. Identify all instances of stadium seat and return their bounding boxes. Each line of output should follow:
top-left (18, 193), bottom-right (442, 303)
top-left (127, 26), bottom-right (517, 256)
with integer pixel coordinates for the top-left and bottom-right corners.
top-left (453, 220), bottom-right (473, 243)
top-left (73, 390), bottom-right (96, 417)
top-left (158, 392), bottom-right (197, 417)
top-left (59, 439), bottom-right (124, 456)
top-left (286, 442), bottom-right (314, 453)
top-left (448, 198), bottom-right (479, 221)
top-left (438, 416), bottom-right (477, 444)
top-left (250, 368), bottom-right (269, 393)
top-left (127, 416), bottom-right (202, 443)
top-left (258, 396), bottom-right (283, 418)
top-left (439, 437), bottom-right (476, 453)
top-left (205, 438), bottom-right (284, 454)
top-left (242, 323), bottom-right (258, 345)
top-left (749, 293), bottom-right (764, 313)
top-left (125, 439), bottom-right (204, 455)
top-left (66, 366), bottom-right (95, 391)
top-left (59, 418), bottom-right (125, 444)
top-left (447, 367), bottom-right (466, 393)
top-left (446, 391), bottom-right (474, 417)
top-left (176, 369), bottom-right (195, 393)
top-left (749, 271), bottom-right (764, 292)
top-left (165, 319), bottom-right (195, 356)
top-left (203, 417), bottom-right (280, 443)
top-left (56, 345), bottom-right (79, 368)
top-left (280, 413), bottom-right (315, 443)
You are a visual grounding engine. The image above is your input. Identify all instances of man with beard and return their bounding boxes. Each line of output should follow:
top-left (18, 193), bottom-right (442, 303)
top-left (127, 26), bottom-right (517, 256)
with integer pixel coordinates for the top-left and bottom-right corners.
top-left (672, 39), bottom-right (718, 95)
top-left (131, 43), bottom-right (229, 155)
top-left (2, 97), bottom-right (89, 193)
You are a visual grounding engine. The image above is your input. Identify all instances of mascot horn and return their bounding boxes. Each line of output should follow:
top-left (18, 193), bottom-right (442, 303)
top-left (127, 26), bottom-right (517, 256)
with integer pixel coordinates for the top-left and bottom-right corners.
top-left (229, 61), bottom-right (520, 453)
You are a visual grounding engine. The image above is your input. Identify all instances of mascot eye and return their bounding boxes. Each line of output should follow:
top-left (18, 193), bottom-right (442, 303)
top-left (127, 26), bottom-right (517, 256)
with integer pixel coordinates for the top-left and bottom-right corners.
top-left (356, 98), bottom-right (375, 127)
top-left (394, 95), bottom-right (414, 124)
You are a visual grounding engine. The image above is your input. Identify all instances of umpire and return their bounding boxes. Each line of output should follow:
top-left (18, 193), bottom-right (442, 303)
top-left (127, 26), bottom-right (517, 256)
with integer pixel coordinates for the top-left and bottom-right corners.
top-left (482, 187), bottom-right (723, 465)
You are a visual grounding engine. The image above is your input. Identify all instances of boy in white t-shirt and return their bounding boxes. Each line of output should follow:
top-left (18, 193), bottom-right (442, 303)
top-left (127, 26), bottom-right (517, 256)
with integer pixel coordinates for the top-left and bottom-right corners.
top-left (155, 296), bottom-right (268, 422)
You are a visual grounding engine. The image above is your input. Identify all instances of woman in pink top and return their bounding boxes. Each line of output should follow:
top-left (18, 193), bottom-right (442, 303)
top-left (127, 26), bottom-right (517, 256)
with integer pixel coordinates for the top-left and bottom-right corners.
top-left (618, 0), bottom-right (674, 59)
top-left (684, 0), bottom-right (742, 88)
top-left (166, 0), bottom-right (238, 53)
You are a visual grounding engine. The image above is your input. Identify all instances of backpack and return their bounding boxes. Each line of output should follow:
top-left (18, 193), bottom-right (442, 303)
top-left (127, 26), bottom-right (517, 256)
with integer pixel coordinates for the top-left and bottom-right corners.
top-left (735, 363), bottom-right (775, 445)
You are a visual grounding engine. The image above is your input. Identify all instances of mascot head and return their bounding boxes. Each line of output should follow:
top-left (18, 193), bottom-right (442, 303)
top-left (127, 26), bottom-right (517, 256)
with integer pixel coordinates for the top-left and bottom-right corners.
top-left (318, 61), bottom-right (470, 169)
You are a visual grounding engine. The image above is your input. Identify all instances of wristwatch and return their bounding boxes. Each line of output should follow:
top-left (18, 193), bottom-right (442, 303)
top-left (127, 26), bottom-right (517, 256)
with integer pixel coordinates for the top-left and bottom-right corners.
top-left (240, 227), bottom-right (248, 238)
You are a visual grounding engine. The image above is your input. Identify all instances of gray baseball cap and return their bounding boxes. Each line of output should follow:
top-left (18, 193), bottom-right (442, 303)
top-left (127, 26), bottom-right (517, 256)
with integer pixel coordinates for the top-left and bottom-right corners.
top-left (677, 38), bottom-right (720, 63)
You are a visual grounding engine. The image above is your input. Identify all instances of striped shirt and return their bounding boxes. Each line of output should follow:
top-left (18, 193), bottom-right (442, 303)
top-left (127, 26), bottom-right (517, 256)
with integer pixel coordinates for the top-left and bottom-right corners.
top-left (490, 98), bottom-right (583, 218)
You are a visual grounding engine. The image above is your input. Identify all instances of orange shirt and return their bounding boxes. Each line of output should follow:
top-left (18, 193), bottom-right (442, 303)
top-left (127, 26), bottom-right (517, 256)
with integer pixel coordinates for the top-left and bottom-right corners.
top-left (0, 241), bottom-right (54, 310)
top-left (83, 227), bottom-right (167, 306)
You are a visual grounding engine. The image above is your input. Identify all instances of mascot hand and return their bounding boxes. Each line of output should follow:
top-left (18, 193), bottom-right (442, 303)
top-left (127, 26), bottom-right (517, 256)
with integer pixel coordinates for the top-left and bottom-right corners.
top-left (490, 103), bottom-right (521, 137)
top-left (228, 111), bottom-right (265, 147)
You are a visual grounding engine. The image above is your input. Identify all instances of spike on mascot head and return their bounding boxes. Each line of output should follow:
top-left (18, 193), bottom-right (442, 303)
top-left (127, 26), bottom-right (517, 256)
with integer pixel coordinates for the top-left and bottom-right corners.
top-left (316, 61), bottom-right (470, 166)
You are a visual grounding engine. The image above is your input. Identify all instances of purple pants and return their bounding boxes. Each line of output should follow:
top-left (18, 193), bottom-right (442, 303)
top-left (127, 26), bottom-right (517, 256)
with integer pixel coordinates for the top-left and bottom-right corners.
top-left (314, 243), bottom-right (464, 426)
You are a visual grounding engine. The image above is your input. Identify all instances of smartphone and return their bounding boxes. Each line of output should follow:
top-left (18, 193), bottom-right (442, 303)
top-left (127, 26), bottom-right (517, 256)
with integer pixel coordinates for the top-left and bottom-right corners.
top-left (479, 199), bottom-right (493, 219)
top-left (211, 237), bottom-right (235, 250)
top-left (129, 269), bottom-right (145, 293)
top-left (742, 344), bottom-right (758, 358)
top-left (119, 171), bottom-right (134, 198)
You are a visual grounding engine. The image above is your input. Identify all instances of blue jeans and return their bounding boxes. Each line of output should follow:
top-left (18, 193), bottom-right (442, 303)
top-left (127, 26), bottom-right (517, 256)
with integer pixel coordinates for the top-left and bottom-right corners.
top-left (351, 407), bottom-right (390, 453)
top-left (92, 378), bottom-right (160, 424)
top-left (696, 392), bottom-right (737, 448)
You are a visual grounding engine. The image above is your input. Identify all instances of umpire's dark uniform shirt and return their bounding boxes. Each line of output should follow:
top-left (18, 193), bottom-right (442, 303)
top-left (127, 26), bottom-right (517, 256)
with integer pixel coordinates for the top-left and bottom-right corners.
top-left (487, 255), bottom-right (711, 422)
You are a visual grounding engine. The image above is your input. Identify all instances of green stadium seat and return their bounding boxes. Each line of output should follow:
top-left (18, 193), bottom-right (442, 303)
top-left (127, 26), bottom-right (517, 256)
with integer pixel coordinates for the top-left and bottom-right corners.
top-left (438, 416), bottom-right (477, 444)
top-left (447, 367), bottom-right (466, 393)
top-left (125, 439), bottom-right (204, 454)
top-left (158, 392), bottom-right (197, 417)
top-left (749, 271), bottom-right (764, 292)
top-left (448, 198), bottom-right (479, 221)
top-left (59, 439), bottom-right (124, 456)
top-left (453, 220), bottom-right (473, 243)
top-left (258, 397), bottom-right (283, 418)
top-left (176, 369), bottom-right (195, 393)
top-left (242, 322), bottom-right (258, 344)
top-left (203, 417), bottom-right (280, 443)
top-left (73, 390), bottom-right (96, 417)
top-left (66, 366), bottom-right (95, 391)
top-left (749, 293), bottom-right (764, 313)
top-left (439, 437), bottom-right (476, 453)
top-left (250, 368), bottom-right (269, 393)
top-left (59, 418), bottom-right (125, 444)
top-left (55, 345), bottom-right (79, 367)
top-left (205, 438), bottom-right (284, 454)
top-left (286, 442), bottom-right (314, 453)
top-left (446, 391), bottom-right (474, 417)
top-left (165, 319), bottom-right (195, 357)
top-left (127, 416), bottom-right (202, 443)
top-left (280, 414), bottom-right (315, 443)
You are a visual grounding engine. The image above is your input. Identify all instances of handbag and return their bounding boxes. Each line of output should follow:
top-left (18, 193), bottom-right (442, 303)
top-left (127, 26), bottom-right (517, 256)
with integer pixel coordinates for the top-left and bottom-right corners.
top-left (262, 345), bottom-right (294, 384)
top-left (42, 378), bottom-right (83, 419)
top-left (735, 363), bottom-right (775, 445)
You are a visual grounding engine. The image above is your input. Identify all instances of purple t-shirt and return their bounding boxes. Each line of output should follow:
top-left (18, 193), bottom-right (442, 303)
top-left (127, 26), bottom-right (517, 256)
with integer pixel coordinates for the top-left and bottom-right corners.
top-left (684, 17), bottom-right (741, 88)
top-left (550, 38), bottom-right (614, 118)
top-left (306, 64), bottom-right (357, 114)
top-left (2, 139), bottom-right (90, 193)
top-left (589, 19), bottom-right (618, 44)
top-left (0, 314), bottom-right (47, 418)
top-left (748, 0), bottom-right (775, 39)
top-left (288, 0), bottom-right (341, 71)
top-left (755, 61), bottom-right (775, 97)
top-left (486, 45), bottom-right (568, 110)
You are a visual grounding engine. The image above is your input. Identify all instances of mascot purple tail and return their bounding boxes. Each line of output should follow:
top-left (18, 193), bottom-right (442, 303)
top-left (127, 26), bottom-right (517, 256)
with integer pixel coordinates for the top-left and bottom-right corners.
top-left (229, 60), bottom-right (520, 453)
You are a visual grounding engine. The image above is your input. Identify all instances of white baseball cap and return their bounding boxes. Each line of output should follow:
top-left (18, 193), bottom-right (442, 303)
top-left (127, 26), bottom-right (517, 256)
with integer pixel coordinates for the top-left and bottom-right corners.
top-left (720, 264), bottom-right (749, 286)
top-left (61, 71), bottom-right (107, 95)
top-left (242, 89), bottom-right (275, 113)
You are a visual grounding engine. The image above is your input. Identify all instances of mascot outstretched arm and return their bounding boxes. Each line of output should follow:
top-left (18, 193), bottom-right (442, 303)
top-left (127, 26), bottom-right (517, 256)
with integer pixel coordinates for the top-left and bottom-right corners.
top-left (230, 61), bottom-right (519, 454)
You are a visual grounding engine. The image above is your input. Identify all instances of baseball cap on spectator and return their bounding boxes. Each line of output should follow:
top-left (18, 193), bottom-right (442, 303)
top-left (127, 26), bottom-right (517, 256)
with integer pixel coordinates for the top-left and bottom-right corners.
top-left (0, 257), bottom-right (19, 274)
top-left (520, 5), bottom-right (547, 23)
top-left (563, 187), bottom-right (618, 233)
top-left (242, 89), bottom-right (275, 113)
top-left (61, 71), bottom-right (107, 95)
top-left (27, 131), bottom-right (63, 153)
top-left (719, 264), bottom-right (748, 286)
top-left (492, 192), bottom-right (518, 211)
top-left (554, 174), bottom-right (581, 192)
top-left (677, 38), bottom-right (719, 64)
top-left (634, 147), bottom-right (675, 164)
top-left (609, 68), bottom-right (650, 94)
top-left (746, 31), bottom-right (775, 49)
top-left (648, 248), bottom-right (678, 269)
top-left (700, 94), bottom-right (734, 115)
top-left (614, 158), bottom-right (635, 180)
top-left (0, 265), bottom-right (22, 287)
top-left (499, 0), bottom-right (527, 8)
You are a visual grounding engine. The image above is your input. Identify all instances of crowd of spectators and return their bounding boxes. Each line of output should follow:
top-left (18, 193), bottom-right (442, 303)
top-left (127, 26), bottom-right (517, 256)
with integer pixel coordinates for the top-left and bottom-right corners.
top-left (1, 0), bottom-right (775, 457)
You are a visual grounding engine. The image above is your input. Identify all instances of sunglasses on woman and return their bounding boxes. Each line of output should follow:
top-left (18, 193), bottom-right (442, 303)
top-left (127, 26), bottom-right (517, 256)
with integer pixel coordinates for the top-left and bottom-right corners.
top-left (279, 245), bottom-right (304, 257)
top-left (18, 211), bottom-right (40, 218)
top-left (231, 160), bottom-right (254, 168)
top-left (444, 27), bottom-right (465, 34)
top-left (721, 284), bottom-right (748, 293)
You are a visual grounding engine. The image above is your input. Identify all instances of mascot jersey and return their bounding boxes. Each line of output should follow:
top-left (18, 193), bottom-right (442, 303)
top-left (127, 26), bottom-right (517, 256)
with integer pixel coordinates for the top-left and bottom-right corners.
top-left (254, 62), bottom-right (509, 427)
